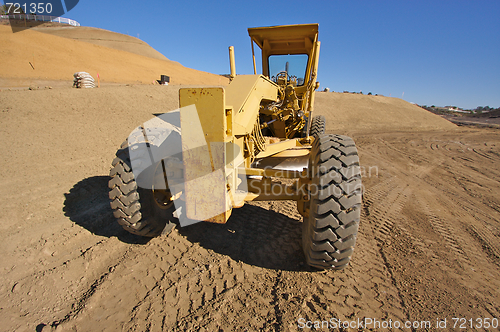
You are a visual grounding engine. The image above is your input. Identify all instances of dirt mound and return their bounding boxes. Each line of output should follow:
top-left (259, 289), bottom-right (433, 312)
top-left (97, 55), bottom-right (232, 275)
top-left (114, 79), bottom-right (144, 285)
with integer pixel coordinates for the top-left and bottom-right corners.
top-left (0, 25), bottom-right (228, 87)
top-left (314, 92), bottom-right (457, 133)
top-left (32, 26), bottom-right (172, 62)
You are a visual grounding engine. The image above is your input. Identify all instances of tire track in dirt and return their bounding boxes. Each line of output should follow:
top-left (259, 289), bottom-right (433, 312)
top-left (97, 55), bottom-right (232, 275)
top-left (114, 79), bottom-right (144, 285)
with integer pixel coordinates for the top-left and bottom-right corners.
top-left (421, 168), bottom-right (500, 268)
top-left (49, 249), bottom-right (132, 327)
top-left (52, 202), bottom-right (303, 331)
top-left (446, 197), bottom-right (500, 267)
top-left (363, 177), bottom-right (410, 244)
top-left (355, 132), bottom-right (500, 323)
top-left (467, 224), bottom-right (500, 265)
top-left (76, 189), bottom-right (413, 331)
top-left (52, 232), bottom-right (203, 331)
top-left (377, 137), bottom-right (430, 165)
top-left (3, 236), bottom-right (132, 331)
top-left (350, 177), bottom-right (411, 321)
top-left (472, 147), bottom-right (492, 160)
top-left (264, 225), bottom-right (410, 330)
top-left (414, 195), bottom-right (470, 265)
top-left (416, 192), bottom-right (500, 318)
top-left (420, 136), bottom-right (500, 270)
top-left (122, 245), bottom-right (249, 331)
top-left (367, 188), bottom-right (499, 321)
top-left (386, 134), bottom-right (500, 319)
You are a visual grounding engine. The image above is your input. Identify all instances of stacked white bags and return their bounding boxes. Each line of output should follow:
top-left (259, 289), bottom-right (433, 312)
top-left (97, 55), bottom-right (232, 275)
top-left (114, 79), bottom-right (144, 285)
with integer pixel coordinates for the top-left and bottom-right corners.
top-left (73, 72), bottom-right (96, 88)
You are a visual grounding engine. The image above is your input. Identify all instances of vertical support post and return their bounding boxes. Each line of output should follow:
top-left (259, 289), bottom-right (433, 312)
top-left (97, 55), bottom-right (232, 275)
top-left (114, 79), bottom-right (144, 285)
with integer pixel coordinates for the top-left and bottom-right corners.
top-left (229, 46), bottom-right (236, 80)
top-left (251, 39), bottom-right (257, 75)
top-left (306, 41), bottom-right (321, 138)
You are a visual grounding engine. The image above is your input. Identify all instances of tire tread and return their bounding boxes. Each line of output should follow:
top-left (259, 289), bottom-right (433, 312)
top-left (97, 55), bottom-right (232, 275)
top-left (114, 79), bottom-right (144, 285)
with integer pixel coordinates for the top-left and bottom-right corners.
top-left (108, 138), bottom-right (176, 237)
top-left (302, 134), bottom-right (362, 270)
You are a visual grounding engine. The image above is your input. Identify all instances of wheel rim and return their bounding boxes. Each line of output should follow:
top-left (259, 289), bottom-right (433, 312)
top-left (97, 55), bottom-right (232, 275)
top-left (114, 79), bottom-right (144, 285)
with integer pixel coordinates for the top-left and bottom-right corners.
top-left (152, 161), bottom-right (175, 210)
top-left (153, 188), bottom-right (174, 210)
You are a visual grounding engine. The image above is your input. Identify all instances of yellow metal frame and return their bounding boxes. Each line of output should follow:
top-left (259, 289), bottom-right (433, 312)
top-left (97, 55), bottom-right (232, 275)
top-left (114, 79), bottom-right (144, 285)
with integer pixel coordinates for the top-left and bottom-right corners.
top-left (225, 75), bottom-right (278, 135)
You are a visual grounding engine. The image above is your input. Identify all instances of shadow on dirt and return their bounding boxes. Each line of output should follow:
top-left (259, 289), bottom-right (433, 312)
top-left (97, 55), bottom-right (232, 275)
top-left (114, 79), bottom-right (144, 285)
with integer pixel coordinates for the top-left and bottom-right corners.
top-left (177, 204), bottom-right (307, 271)
top-left (63, 176), bottom-right (150, 245)
top-left (64, 176), bottom-right (307, 270)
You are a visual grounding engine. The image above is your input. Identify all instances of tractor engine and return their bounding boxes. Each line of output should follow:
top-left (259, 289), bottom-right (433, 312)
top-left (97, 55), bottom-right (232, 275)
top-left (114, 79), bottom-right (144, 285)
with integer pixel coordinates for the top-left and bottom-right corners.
top-left (259, 78), bottom-right (305, 139)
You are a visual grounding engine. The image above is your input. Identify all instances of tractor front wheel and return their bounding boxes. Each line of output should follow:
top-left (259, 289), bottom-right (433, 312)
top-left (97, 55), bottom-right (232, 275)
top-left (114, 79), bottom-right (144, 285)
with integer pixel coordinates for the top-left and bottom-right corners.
top-left (302, 134), bottom-right (362, 270)
top-left (108, 139), bottom-right (178, 237)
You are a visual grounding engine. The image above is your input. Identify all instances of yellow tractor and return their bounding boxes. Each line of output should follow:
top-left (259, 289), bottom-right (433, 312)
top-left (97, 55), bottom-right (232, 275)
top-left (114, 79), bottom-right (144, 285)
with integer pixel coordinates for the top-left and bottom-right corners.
top-left (108, 24), bottom-right (362, 270)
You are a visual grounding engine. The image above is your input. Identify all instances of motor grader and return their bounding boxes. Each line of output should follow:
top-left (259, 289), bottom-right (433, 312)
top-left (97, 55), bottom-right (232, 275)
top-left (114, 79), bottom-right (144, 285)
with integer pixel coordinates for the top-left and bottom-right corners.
top-left (108, 24), bottom-right (362, 270)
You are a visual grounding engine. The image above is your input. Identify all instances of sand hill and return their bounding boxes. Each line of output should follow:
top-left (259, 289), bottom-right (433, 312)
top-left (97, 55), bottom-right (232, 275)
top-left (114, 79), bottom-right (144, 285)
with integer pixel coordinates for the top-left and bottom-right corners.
top-left (315, 91), bottom-right (456, 132)
top-left (32, 26), bottom-right (173, 62)
top-left (0, 25), bottom-right (228, 86)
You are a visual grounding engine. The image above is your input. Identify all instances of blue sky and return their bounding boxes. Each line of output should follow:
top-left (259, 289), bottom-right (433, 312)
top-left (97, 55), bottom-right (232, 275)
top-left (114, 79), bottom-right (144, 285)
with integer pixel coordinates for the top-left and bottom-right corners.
top-left (5, 0), bottom-right (500, 109)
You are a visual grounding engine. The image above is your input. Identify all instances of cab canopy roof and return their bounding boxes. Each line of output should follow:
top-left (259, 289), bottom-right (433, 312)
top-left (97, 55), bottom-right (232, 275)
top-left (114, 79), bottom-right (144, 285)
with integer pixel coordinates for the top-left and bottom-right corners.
top-left (248, 24), bottom-right (319, 55)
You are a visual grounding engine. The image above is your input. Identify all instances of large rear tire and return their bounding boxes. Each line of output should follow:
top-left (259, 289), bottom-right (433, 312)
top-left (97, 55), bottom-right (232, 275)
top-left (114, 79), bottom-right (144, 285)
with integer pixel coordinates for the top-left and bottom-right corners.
top-left (302, 134), bottom-right (362, 270)
top-left (108, 138), bottom-right (178, 237)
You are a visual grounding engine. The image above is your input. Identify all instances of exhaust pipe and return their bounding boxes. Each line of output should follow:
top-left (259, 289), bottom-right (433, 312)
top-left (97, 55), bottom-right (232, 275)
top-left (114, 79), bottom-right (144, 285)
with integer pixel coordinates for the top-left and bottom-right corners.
top-left (229, 46), bottom-right (236, 80)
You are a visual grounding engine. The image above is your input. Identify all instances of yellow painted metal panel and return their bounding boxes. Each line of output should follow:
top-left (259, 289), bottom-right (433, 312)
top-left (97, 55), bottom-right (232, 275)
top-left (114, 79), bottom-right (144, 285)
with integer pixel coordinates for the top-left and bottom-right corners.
top-left (179, 88), bottom-right (229, 223)
top-left (225, 75), bottom-right (278, 135)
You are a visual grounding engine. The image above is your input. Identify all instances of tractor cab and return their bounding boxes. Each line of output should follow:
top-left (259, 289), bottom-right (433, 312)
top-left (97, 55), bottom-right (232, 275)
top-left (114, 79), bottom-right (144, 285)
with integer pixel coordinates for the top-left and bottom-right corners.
top-left (248, 23), bottom-right (320, 91)
top-left (246, 24), bottom-right (321, 139)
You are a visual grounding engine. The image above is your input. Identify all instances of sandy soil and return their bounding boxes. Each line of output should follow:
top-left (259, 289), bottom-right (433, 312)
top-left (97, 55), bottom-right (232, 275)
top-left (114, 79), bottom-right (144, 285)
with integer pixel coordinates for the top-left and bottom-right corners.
top-left (32, 26), bottom-right (173, 62)
top-left (0, 25), bottom-right (228, 87)
top-left (0, 84), bottom-right (499, 331)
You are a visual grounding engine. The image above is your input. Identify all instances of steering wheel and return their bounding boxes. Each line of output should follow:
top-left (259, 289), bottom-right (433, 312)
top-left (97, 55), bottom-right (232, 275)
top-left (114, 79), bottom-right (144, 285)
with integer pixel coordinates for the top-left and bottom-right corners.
top-left (275, 71), bottom-right (289, 84)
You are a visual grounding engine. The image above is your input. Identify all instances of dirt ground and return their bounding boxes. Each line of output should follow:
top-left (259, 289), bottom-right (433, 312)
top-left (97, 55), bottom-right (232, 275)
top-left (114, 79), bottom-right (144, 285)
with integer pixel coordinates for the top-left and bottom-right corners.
top-left (0, 84), bottom-right (499, 331)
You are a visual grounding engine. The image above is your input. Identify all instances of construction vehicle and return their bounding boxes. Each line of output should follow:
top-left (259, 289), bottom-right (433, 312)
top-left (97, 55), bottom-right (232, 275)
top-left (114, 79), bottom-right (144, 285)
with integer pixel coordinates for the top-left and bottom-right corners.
top-left (108, 24), bottom-right (362, 270)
